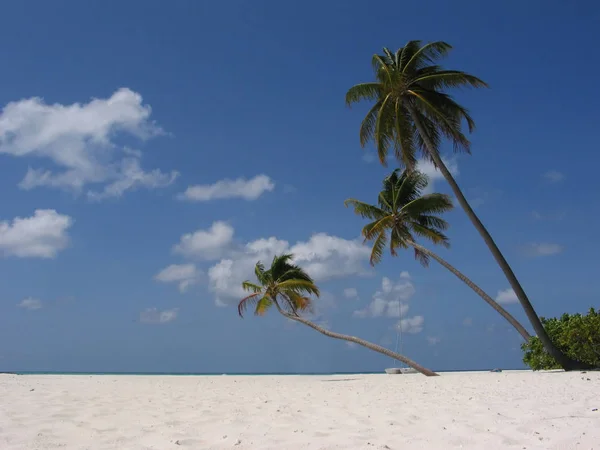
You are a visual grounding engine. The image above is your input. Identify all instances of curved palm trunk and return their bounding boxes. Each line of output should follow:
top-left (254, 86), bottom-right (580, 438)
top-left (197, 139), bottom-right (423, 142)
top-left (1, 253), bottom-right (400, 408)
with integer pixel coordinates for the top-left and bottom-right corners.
top-left (409, 108), bottom-right (590, 370)
top-left (407, 240), bottom-right (531, 341)
top-left (272, 300), bottom-right (438, 377)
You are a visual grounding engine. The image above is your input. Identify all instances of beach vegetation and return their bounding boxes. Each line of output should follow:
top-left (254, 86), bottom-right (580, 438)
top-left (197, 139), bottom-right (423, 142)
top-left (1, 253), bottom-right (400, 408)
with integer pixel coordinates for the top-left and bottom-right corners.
top-left (521, 308), bottom-right (600, 370)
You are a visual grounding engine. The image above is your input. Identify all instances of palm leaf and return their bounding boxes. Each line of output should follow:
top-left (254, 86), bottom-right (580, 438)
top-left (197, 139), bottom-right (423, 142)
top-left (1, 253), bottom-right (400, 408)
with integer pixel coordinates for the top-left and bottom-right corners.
top-left (278, 279), bottom-right (320, 297)
top-left (242, 281), bottom-right (263, 293)
top-left (369, 230), bottom-right (388, 266)
top-left (344, 199), bottom-right (387, 220)
top-left (410, 223), bottom-right (450, 248)
top-left (345, 82), bottom-right (382, 106)
top-left (238, 292), bottom-right (262, 317)
top-left (402, 41), bottom-right (453, 74)
top-left (401, 193), bottom-right (454, 217)
top-left (254, 297), bottom-right (273, 316)
top-left (362, 215), bottom-right (394, 241)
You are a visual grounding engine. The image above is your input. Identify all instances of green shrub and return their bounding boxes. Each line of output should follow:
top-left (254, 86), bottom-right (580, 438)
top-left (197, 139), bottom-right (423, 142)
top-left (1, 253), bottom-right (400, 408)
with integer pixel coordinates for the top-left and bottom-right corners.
top-left (521, 308), bottom-right (600, 370)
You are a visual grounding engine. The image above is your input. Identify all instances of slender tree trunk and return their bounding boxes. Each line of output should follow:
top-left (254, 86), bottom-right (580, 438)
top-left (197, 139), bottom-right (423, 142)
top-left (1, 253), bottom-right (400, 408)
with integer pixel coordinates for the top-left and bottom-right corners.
top-left (272, 300), bottom-right (438, 377)
top-left (407, 240), bottom-right (531, 341)
top-left (409, 107), bottom-right (590, 371)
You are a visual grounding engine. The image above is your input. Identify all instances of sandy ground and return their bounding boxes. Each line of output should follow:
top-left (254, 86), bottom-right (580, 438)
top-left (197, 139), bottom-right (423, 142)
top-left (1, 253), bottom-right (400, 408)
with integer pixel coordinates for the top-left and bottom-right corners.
top-left (0, 371), bottom-right (598, 450)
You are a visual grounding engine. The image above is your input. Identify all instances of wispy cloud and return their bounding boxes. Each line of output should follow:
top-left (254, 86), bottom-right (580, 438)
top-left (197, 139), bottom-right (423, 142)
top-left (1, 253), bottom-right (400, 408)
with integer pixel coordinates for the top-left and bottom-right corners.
top-left (16, 297), bottom-right (43, 310)
top-left (139, 308), bottom-right (179, 324)
top-left (343, 288), bottom-right (358, 299)
top-left (426, 336), bottom-right (441, 346)
top-left (543, 170), bottom-right (565, 183)
top-left (523, 242), bottom-right (563, 257)
top-left (178, 175), bottom-right (275, 201)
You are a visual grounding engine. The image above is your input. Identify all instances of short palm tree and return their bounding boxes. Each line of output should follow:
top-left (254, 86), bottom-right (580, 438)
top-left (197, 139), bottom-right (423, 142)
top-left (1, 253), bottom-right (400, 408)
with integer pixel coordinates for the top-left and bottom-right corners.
top-left (239, 253), bottom-right (438, 376)
top-left (346, 40), bottom-right (585, 369)
top-left (345, 169), bottom-right (531, 341)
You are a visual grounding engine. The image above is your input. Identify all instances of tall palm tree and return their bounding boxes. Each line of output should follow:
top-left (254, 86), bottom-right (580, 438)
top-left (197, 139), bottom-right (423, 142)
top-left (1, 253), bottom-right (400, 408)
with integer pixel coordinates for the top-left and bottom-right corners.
top-left (239, 253), bottom-right (438, 376)
top-left (345, 169), bottom-right (531, 342)
top-left (345, 40), bottom-right (586, 369)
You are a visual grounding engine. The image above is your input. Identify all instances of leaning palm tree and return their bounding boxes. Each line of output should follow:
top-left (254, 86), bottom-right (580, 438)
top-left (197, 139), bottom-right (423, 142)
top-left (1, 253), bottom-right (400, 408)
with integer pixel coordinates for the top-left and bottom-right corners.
top-left (239, 253), bottom-right (438, 376)
top-left (345, 169), bottom-right (531, 342)
top-left (345, 40), bottom-right (585, 369)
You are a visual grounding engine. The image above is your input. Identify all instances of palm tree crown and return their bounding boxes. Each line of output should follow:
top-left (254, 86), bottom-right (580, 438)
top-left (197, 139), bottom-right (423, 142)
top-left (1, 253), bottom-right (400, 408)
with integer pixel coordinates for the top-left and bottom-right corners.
top-left (345, 169), bottom-right (453, 266)
top-left (345, 40), bottom-right (488, 168)
top-left (239, 254), bottom-right (320, 318)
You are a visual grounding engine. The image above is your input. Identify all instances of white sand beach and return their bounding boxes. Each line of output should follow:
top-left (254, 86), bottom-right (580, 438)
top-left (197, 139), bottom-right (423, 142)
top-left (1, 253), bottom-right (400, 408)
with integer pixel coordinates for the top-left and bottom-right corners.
top-left (0, 371), bottom-right (598, 449)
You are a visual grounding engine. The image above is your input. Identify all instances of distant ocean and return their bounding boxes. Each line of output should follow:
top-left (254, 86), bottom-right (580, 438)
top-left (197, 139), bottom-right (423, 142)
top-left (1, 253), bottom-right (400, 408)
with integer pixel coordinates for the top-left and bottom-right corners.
top-left (4, 369), bottom-right (490, 376)
top-left (8, 371), bottom-right (383, 376)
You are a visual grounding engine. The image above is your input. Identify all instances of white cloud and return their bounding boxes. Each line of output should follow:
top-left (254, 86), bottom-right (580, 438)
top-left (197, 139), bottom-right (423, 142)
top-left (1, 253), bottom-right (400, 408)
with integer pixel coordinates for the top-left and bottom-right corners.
top-left (154, 263), bottom-right (202, 293)
top-left (543, 170), bottom-right (564, 183)
top-left (0, 209), bottom-right (73, 258)
top-left (178, 175), bottom-right (274, 201)
top-left (524, 242), bottom-right (563, 257)
top-left (17, 297), bottom-right (42, 310)
top-left (291, 233), bottom-right (371, 280)
top-left (353, 275), bottom-right (415, 318)
top-left (346, 341), bottom-right (358, 349)
top-left (343, 288), bottom-right (358, 299)
top-left (416, 158), bottom-right (458, 193)
top-left (139, 308), bottom-right (178, 324)
top-left (0, 88), bottom-right (178, 198)
top-left (396, 315), bottom-right (424, 334)
top-left (426, 336), bottom-right (441, 346)
top-left (173, 221), bottom-right (234, 260)
top-left (462, 317), bottom-right (473, 326)
top-left (206, 233), bottom-right (369, 307)
top-left (162, 221), bottom-right (371, 306)
top-left (495, 288), bottom-right (518, 304)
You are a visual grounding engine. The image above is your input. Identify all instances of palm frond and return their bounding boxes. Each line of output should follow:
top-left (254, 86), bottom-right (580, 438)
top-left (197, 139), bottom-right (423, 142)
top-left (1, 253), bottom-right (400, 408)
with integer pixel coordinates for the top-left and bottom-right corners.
top-left (362, 215), bottom-right (394, 241)
top-left (374, 94), bottom-right (394, 163)
top-left (410, 223), bottom-right (450, 248)
top-left (286, 291), bottom-right (314, 314)
top-left (242, 281), bottom-right (263, 293)
top-left (393, 99), bottom-right (417, 170)
top-left (254, 297), bottom-right (273, 316)
top-left (369, 230), bottom-right (388, 266)
top-left (344, 199), bottom-right (387, 220)
top-left (389, 226), bottom-right (411, 257)
top-left (413, 70), bottom-right (488, 90)
top-left (401, 193), bottom-right (454, 217)
top-left (402, 41), bottom-right (453, 74)
top-left (278, 279), bottom-right (320, 297)
top-left (359, 100), bottom-right (382, 147)
top-left (254, 262), bottom-right (267, 284)
top-left (408, 88), bottom-right (472, 151)
top-left (345, 82), bottom-right (382, 106)
top-left (414, 214), bottom-right (450, 231)
top-left (413, 247), bottom-right (430, 267)
top-left (238, 292), bottom-right (262, 318)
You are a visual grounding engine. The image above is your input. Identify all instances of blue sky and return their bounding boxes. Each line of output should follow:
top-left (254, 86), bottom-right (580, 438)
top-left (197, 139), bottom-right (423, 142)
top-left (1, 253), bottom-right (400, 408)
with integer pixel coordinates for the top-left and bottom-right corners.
top-left (1, 0), bottom-right (598, 373)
